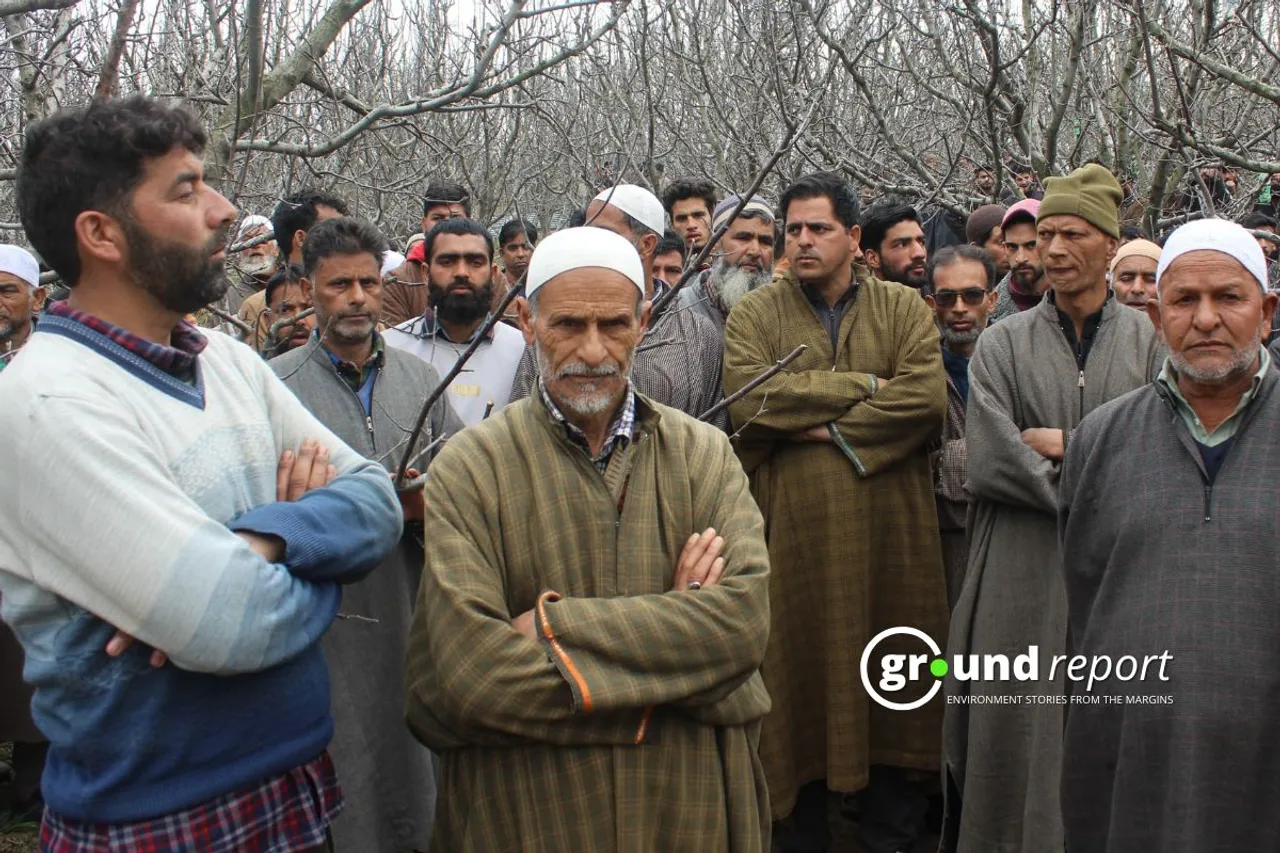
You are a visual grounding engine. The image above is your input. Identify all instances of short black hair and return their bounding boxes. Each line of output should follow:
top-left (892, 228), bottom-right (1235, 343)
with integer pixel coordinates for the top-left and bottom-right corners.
top-left (300, 217), bottom-right (388, 277)
top-left (661, 179), bottom-right (717, 218)
top-left (1241, 212), bottom-right (1277, 230)
top-left (566, 209), bottom-right (588, 228)
top-left (928, 244), bottom-right (997, 291)
top-left (272, 190), bottom-right (350, 259)
top-left (779, 171), bottom-right (861, 229)
top-left (859, 202), bottom-right (921, 253)
top-left (422, 218), bottom-right (494, 264)
top-left (423, 181), bottom-right (471, 218)
top-left (499, 218), bottom-right (538, 247)
top-left (17, 96), bottom-right (207, 287)
top-left (655, 228), bottom-right (687, 260)
top-left (265, 263), bottom-right (304, 307)
top-left (1120, 224), bottom-right (1146, 242)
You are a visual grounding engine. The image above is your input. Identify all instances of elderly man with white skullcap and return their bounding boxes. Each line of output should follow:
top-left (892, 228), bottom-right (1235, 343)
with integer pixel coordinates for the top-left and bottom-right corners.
top-left (0, 244), bottom-right (45, 372)
top-left (677, 194), bottom-right (776, 338)
top-left (509, 185), bottom-right (727, 426)
top-left (1059, 218), bottom-right (1280, 853)
top-left (405, 226), bottom-right (772, 853)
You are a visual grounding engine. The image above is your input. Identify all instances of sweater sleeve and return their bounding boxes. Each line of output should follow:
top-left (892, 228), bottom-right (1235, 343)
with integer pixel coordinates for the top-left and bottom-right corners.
top-left (228, 346), bottom-right (403, 584)
top-left (11, 395), bottom-right (340, 677)
top-left (965, 326), bottom-right (1061, 513)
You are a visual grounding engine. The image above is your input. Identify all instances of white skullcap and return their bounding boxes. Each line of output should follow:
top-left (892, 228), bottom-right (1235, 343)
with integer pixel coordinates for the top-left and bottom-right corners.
top-left (591, 184), bottom-right (665, 235)
top-left (237, 214), bottom-right (272, 240)
top-left (0, 245), bottom-right (40, 288)
top-left (525, 227), bottom-right (645, 297)
top-left (1157, 218), bottom-right (1269, 293)
top-left (381, 250), bottom-right (405, 276)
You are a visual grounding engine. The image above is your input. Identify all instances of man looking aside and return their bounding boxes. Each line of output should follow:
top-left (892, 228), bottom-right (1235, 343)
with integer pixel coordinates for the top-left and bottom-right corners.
top-left (965, 204), bottom-right (1009, 277)
top-left (990, 198), bottom-right (1047, 322)
top-left (0, 96), bottom-right (401, 853)
top-left (662, 178), bottom-right (717, 255)
top-left (679, 194), bottom-right (775, 336)
top-left (925, 245), bottom-right (999, 611)
top-left (860, 202), bottom-right (929, 291)
top-left (724, 172), bottom-right (947, 853)
top-left (384, 218), bottom-right (525, 425)
top-left (0, 245), bottom-right (45, 372)
top-left (405, 227), bottom-right (772, 852)
top-left (943, 164), bottom-right (1163, 853)
top-left (271, 217), bottom-right (461, 853)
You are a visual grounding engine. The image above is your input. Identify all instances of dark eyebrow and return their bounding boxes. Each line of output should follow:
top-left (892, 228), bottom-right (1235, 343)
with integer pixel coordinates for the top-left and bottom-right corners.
top-left (172, 171), bottom-right (200, 189)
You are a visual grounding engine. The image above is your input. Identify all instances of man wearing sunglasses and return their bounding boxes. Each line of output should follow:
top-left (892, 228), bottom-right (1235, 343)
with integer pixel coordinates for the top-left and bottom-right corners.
top-left (924, 244), bottom-right (998, 612)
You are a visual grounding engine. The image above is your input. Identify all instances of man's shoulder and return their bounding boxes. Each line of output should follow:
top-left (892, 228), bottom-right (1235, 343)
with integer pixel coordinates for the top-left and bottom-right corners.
top-left (266, 342), bottom-right (313, 377)
top-left (1073, 383), bottom-right (1161, 457)
top-left (642, 396), bottom-right (731, 454)
top-left (489, 320), bottom-right (526, 351)
top-left (382, 343), bottom-right (444, 385)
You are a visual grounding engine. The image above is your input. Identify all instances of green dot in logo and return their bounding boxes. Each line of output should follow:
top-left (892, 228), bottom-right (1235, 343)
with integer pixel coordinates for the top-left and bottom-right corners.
top-left (930, 658), bottom-right (949, 678)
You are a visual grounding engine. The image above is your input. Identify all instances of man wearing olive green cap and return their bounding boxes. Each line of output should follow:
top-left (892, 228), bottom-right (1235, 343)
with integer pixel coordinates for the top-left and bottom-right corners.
top-left (941, 163), bottom-right (1164, 853)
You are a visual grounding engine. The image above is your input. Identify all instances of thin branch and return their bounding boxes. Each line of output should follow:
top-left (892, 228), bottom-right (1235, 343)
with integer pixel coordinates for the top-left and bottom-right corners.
top-left (698, 344), bottom-right (808, 424)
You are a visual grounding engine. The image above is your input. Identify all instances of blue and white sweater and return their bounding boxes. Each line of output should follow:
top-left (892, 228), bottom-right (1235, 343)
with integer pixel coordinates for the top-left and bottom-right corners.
top-left (0, 315), bottom-right (403, 823)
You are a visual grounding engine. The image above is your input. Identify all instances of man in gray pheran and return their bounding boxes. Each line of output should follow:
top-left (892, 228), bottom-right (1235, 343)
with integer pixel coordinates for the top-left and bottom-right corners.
top-left (940, 164), bottom-right (1164, 853)
top-left (1059, 218), bottom-right (1280, 853)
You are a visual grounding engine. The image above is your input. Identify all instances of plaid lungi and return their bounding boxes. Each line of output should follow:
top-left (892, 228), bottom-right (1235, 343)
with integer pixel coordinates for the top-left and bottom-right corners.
top-left (40, 751), bottom-right (342, 853)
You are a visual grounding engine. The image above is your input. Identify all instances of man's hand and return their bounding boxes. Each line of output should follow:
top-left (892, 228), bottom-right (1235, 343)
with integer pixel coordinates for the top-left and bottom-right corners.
top-left (1021, 428), bottom-right (1065, 461)
top-left (673, 528), bottom-right (726, 591)
top-left (511, 609), bottom-right (537, 639)
top-left (396, 468), bottom-right (425, 522)
top-left (105, 633), bottom-right (167, 667)
top-left (790, 425), bottom-right (834, 443)
top-left (277, 438), bottom-right (336, 502)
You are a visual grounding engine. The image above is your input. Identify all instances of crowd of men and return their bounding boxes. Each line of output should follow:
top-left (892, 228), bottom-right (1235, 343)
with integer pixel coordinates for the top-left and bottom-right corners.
top-left (1, 94), bottom-right (1279, 853)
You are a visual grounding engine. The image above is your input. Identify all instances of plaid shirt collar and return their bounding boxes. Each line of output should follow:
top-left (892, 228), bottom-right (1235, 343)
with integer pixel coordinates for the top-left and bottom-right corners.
top-left (415, 309), bottom-right (496, 344)
top-left (538, 378), bottom-right (636, 473)
top-left (46, 301), bottom-right (207, 380)
top-left (321, 330), bottom-right (385, 392)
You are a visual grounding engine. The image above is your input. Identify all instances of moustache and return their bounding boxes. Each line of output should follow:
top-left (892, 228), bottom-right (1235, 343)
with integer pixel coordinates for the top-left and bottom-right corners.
top-left (556, 360), bottom-right (621, 379)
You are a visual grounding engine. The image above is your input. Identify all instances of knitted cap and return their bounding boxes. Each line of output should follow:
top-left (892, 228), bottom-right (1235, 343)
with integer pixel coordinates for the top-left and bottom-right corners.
top-left (1109, 239), bottom-right (1161, 275)
top-left (965, 204), bottom-right (1008, 244)
top-left (1037, 164), bottom-right (1123, 239)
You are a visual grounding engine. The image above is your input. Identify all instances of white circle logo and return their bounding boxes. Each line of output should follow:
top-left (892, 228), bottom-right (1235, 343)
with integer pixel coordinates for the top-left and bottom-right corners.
top-left (859, 626), bottom-right (944, 711)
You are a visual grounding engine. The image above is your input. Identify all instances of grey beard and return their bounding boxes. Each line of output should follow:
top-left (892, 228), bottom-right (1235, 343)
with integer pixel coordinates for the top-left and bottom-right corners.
top-left (941, 325), bottom-right (983, 348)
top-left (0, 318), bottom-right (15, 341)
top-left (1171, 335), bottom-right (1261, 384)
top-left (535, 340), bottom-right (630, 416)
top-left (709, 258), bottom-right (771, 312)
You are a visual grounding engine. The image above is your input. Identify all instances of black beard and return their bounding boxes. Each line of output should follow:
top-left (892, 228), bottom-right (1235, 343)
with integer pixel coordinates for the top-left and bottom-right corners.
top-left (123, 217), bottom-right (230, 315)
top-left (429, 278), bottom-right (495, 326)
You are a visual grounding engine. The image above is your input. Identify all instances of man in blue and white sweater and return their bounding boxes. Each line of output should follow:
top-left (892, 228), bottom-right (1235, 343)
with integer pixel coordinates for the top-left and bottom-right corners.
top-left (0, 98), bottom-right (402, 852)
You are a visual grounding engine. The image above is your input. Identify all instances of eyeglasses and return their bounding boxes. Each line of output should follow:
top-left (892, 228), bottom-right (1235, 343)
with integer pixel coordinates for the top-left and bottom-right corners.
top-left (931, 288), bottom-right (989, 308)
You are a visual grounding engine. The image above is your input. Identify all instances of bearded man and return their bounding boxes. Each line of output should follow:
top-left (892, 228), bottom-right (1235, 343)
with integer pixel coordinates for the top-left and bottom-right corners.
top-left (384, 218), bottom-right (525, 424)
top-left (1061, 219), bottom-right (1280, 853)
top-left (0, 244), bottom-right (45, 372)
top-left (678, 194), bottom-right (775, 337)
top-left (405, 226), bottom-right (772, 852)
top-left (0, 95), bottom-right (401, 853)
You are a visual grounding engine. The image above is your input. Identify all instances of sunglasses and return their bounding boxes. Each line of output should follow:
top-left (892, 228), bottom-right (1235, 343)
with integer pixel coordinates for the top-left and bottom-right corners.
top-left (932, 288), bottom-right (989, 308)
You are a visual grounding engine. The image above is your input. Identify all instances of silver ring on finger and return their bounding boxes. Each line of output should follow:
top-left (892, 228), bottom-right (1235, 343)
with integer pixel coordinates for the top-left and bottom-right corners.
top-left (687, 581), bottom-right (702, 591)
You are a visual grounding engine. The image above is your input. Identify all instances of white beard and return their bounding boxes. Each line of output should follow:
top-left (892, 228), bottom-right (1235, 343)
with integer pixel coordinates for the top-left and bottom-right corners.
top-left (1171, 335), bottom-right (1261, 384)
top-left (235, 254), bottom-right (277, 278)
top-left (709, 258), bottom-right (771, 311)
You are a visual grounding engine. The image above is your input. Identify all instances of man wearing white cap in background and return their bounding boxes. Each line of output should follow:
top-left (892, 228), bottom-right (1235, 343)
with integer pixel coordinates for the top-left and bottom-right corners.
top-left (405, 226), bottom-right (772, 852)
top-left (678, 194), bottom-right (776, 337)
top-left (0, 244), bottom-right (45, 372)
top-left (1060, 218), bottom-right (1280, 853)
top-left (508, 184), bottom-right (726, 425)
top-left (221, 214), bottom-right (278, 315)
